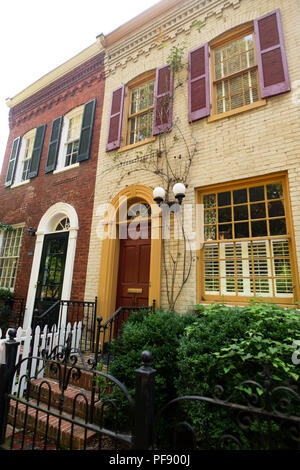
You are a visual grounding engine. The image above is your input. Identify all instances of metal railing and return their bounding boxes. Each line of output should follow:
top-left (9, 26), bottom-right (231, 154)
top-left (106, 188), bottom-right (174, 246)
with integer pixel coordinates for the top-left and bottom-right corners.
top-left (32, 298), bottom-right (98, 353)
top-left (94, 301), bottom-right (156, 367)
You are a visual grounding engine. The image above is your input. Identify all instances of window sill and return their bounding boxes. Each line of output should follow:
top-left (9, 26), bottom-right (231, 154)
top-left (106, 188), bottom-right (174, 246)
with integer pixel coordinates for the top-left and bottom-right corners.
top-left (53, 162), bottom-right (80, 174)
top-left (207, 99), bottom-right (267, 123)
top-left (10, 179), bottom-right (30, 189)
top-left (117, 137), bottom-right (156, 154)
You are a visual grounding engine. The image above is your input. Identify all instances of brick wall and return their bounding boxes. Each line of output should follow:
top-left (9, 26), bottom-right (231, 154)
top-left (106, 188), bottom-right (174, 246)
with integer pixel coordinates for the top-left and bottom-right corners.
top-left (0, 51), bottom-right (105, 303)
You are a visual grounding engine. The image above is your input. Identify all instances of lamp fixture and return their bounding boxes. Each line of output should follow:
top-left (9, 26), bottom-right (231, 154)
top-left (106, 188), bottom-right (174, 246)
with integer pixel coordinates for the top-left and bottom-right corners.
top-left (153, 183), bottom-right (186, 206)
top-left (27, 227), bottom-right (36, 236)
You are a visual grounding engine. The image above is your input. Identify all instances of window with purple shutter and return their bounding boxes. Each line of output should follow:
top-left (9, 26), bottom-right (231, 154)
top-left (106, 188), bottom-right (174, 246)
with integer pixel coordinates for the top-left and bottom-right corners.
top-left (106, 85), bottom-right (125, 152)
top-left (188, 43), bottom-right (210, 122)
top-left (254, 9), bottom-right (290, 98)
top-left (153, 65), bottom-right (173, 135)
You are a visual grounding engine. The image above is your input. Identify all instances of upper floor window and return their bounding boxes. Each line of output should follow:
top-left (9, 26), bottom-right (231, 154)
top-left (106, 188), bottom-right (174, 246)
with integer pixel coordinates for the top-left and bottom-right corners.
top-left (128, 78), bottom-right (155, 145)
top-left (0, 226), bottom-right (24, 290)
top-left (5, 125), bottom-right (46, 188)
top-left (49, 99), bottom-right (96, 174)
top-left (212, 31), bottom-right (260, 115)
top-left (188, 9), bottom-right (290, 123)
top-left (106, 67), bottom-right (173, 152)
top-left (65, 110), bottom-right (83, 167)
top-left (20, 129), bottom-right (36, 182)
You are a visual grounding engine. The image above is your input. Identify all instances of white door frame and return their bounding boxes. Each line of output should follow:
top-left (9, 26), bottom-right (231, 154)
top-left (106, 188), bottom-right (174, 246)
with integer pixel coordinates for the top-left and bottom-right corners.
top-left (23, 202), bottom-right (79, 330)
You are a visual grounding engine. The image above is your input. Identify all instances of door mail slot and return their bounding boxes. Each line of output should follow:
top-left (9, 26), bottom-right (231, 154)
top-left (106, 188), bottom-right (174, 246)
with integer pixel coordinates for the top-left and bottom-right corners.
top-left (128, 288), bottom-right (143, 293)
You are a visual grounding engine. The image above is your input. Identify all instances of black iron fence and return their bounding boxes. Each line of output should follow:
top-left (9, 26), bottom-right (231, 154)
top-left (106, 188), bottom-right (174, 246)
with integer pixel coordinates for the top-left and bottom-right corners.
top-left (0, 329), bottom-right (155, 450)
top-left (32, 298), bottom-right (98, 353)
top-left (94, 302), bottom-right (156, 367)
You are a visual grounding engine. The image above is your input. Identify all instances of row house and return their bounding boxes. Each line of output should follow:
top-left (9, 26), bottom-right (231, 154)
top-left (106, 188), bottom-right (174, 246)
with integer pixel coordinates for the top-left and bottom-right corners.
top-left (85, 0), bottom-right (300, 322)
top-left (0, 41), bottom-right (105, 330)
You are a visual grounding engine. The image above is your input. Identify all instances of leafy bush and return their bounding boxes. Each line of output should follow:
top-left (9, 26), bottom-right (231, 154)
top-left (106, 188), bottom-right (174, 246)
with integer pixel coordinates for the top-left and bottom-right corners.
top-left (175, 302), bottom-right (300, 449)
top-left (98, 308), bottom-right (195, 431)
top-left (0, 288), bottom-right (13, 301)
top-left (0, 305), bottom-right (12, 330)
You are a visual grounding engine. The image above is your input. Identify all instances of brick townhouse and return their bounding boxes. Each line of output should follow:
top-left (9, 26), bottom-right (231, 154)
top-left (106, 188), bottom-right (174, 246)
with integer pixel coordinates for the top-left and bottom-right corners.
top-left (84, 0), bottom-right (300, 321)
top-left (0, 41), bottom-right (105, 329)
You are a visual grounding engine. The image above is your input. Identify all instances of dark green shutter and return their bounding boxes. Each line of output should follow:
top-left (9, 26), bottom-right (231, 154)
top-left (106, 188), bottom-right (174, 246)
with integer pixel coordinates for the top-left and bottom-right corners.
top-left (77, 98), bottom-right (96, 162)
top-left (5, 136), bottom-right (21, 187)
top-left (45, 117), bottom-right (62, 173)
top-left (28, 124), bottom-right (46, 179)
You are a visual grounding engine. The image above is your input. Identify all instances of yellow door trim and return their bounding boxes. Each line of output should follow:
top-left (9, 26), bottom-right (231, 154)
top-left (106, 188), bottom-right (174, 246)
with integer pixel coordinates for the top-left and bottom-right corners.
top-left (97, 184), bottom-right (162, 322)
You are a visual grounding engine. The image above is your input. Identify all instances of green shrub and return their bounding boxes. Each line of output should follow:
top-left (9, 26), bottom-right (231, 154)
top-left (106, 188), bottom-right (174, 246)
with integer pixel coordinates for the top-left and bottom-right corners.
top-left (0, 288), bottom-right (13, 301)
top-left (98, 308), bottom-right (195, 432)
top-left (175, 302), bottom-right (300, 449)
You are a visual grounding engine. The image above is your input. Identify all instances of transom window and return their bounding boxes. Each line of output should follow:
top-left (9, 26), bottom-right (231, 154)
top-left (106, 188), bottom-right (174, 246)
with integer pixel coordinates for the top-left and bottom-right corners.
top-left (128, 78), bottom-right (155, 145)
top-left (65, 113), bottom-right (83, 167)
top-left (212, 30), bottom-right (260, 114)
top-left (0, 227), bottom-right (24, 290)
top-left (200, 178), bottom-right (297, 303)
top-left (127, 203), bottom-right (151, 220)
top-left (55, 217), bottom-right (70, 231)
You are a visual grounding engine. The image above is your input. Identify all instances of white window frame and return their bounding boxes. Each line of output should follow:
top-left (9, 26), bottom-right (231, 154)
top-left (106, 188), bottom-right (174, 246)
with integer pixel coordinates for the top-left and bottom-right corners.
top-left (54, 105), bottom-right (84, 173)
top-left (0, 224), bottom-right (24, 291)
top-left (12, 129), bottom-right (36, 187)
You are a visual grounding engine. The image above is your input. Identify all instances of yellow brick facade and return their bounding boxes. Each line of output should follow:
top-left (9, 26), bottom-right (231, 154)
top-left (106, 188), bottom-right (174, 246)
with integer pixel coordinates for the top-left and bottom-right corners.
top-left (85, 0), bottom-right (300, 319)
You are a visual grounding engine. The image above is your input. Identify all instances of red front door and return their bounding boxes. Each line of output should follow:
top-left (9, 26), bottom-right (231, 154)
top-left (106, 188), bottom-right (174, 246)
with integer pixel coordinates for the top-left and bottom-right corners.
top-left (116, 222), bottom-right (151, 308)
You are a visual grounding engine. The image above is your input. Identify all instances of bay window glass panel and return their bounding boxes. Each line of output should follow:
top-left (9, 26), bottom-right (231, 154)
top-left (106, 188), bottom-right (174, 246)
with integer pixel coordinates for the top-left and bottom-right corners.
top-left (202, 180), bottom-right (294, 301)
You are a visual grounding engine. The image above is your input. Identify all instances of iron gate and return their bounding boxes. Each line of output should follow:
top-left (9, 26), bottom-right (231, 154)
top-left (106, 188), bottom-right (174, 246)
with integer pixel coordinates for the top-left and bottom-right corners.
top-left (0, 330), bottom-right (151, 451)
top-left (154, 361), bottom-right (300, 450)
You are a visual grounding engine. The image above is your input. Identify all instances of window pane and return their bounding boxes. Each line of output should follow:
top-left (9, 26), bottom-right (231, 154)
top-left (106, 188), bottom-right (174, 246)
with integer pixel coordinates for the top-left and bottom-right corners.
top-left (234, 222), bottom-right (249, 238)
top-left (269, 218), bottom-right (287, 236)
top-left (218, 224), bottom-right (232, 239)
top-left (233, 189), bottom-right (247, 204)
top-left (250, 203), bottom-right (266, 219)
top-left (204, 226), bottom-right (216, 241)
top-left (251, 220), bottom-right (267, 237)
top-left (203, 194), bottom-right (216, 209)
top-left (268, 200), bottom-right (285, 218)
top-left (218, 207), bottom-right (232, 223)
top-left (204, 210), bottom-right (216, 224)
top-left (218, 191), bottom-right (231, 207)
top-left (234, 205), bottom-right (248, 221)
top-left (249, 186), bottom-right (265, 202)
top-left (267, 183), bottom-right (283, 199)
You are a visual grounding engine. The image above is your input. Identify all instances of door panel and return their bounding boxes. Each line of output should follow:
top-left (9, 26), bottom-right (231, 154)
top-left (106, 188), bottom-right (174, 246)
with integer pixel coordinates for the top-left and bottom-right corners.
top-left (33, 232), bottom-right (69, 325)
top-left (116, 222), bottom-right (151, 309)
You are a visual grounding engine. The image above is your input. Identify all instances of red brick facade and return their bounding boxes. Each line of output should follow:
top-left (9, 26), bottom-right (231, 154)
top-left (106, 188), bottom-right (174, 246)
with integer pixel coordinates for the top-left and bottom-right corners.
top-left (0, 51), bottom-right (105, 304)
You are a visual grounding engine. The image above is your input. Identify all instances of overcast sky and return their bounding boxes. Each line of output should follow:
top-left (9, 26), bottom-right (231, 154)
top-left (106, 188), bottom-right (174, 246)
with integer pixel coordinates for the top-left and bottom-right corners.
top-left (0, 0), bottom-right (159, 173)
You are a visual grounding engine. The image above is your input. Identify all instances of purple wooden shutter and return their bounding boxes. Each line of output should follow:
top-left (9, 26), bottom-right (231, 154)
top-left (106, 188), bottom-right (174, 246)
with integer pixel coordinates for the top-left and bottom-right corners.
top-left (254, 9), bottom-right (290, 98)
top-left (153, 65), bottom-right (173, 135)
top-left (188, 43), bottom-right (210, 123)
top-left (106, 85), bottom-right (125, 152)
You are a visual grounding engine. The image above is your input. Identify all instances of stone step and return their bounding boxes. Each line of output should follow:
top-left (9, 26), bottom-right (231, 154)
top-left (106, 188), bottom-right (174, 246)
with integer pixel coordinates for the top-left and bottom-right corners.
top-left (8, 398), bottom-right (98, 450)
top-left (28, 377), bottom-right (103, 422)
top-left (44, 359), bottom-right (97, 391)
